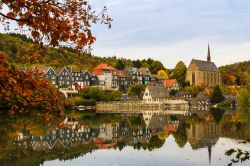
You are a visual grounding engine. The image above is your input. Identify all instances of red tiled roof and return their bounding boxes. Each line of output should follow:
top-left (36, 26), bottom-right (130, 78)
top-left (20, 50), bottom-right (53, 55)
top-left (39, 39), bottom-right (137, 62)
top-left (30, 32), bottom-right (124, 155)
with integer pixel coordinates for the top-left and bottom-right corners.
top-left (165, 123), bottom-right (176, 132)
top-left (93, 63), bottom-right (117, 71)
top-left (164, 79), bottom-right (177, 87)
top-left (92, 69), bottom-right (105, 75)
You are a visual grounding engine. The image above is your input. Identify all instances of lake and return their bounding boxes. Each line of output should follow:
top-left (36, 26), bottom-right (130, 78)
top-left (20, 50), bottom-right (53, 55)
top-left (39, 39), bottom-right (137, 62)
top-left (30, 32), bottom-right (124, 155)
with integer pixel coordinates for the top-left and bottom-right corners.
top-left (0, 108), bottom-right (249, 166)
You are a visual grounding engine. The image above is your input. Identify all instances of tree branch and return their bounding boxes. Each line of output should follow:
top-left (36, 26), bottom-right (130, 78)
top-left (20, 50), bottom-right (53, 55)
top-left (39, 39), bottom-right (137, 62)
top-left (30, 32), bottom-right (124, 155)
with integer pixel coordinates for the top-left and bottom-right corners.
top-left (0, 12), bottom-right (30, 22)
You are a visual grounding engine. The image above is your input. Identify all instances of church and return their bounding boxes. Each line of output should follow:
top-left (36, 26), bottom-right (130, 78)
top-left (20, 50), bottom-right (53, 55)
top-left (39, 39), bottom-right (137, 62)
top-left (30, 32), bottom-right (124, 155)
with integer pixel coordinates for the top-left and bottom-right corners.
top-left (186, 45), bottom-right (221, 87)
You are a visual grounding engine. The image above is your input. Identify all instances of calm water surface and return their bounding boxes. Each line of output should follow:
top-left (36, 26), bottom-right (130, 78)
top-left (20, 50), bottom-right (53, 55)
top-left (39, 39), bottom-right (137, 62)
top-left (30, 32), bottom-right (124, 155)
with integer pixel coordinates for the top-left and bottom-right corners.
top-left (0, 108), bottom-right (249, 166)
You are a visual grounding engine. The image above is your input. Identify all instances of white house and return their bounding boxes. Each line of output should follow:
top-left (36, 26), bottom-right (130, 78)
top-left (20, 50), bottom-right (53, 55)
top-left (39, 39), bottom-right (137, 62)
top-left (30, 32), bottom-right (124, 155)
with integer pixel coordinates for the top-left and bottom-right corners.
top-left (143, 86), bottom-right (170, 103)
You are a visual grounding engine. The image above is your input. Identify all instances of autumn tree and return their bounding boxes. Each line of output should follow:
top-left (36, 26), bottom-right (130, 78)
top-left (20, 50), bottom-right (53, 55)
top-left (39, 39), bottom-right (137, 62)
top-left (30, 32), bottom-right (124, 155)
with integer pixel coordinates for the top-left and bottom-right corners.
top-left (0, 0), bottom-right (112, 50)
top-left (0, 1), bottom-right (112, 115)
top-left (171, 61), bottom-right (187, 87)
top-left (157, 70), bottom-right (168, 79)
top-left (0, 52), bottom-right (63, 115)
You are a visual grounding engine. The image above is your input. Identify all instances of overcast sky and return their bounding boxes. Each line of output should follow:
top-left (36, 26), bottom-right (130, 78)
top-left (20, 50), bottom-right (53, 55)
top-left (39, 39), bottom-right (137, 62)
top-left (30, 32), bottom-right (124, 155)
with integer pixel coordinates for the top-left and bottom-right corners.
top-left (89, 0), bottom-right (250, 68)
top-left (1, 0), bottom-right (250, 68)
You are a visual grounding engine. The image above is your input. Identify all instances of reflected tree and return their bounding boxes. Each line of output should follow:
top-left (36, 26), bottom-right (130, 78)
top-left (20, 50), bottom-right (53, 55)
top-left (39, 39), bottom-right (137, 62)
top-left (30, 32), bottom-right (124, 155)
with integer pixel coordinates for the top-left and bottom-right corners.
top-left (173, 123), bottom-right (188, 148)
top-left (211, 108), bottom-right (225, 124)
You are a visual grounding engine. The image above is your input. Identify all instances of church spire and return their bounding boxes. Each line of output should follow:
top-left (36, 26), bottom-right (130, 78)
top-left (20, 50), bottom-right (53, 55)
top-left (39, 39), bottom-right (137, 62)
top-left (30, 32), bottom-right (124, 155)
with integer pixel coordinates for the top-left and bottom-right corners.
top-left (207, 44), bottom-right (211, 62)
top-left (208, 145), bottom-right (212, 165)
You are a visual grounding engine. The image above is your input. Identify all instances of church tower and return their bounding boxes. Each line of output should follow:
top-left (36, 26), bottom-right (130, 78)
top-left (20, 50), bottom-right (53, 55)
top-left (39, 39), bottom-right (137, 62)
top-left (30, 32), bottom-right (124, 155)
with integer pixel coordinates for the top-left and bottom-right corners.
top-left (207, 44), bottom-right (211, 62)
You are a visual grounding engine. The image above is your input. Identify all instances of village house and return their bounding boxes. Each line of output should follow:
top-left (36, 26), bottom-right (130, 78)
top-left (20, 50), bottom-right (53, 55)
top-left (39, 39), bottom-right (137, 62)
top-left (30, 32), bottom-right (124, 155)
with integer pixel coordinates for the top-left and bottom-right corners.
top-left (123, 67), bottom-right (143, 85)
top-left (112, 70), bottom-right (129, 90)
top-left (186, 45), bottom-right (221, 87)
top-left (54, 67), bottom-right (74, 88)
top-left (70, 69), bottom-right (92, 88)
top-left (32, 66), bottom-right (57, 86)
top-left (164, 79), bottom-right (180, 90)
top-left (92, 63), bottom-right (117, 90)
top-left (90, 73), bottom-right (99, 86)
top-left (150, 74), bottom-right (165, 85)
top-left (138, 67), bottom-right (151, 85)
top-left (143, 86), bottom-right (170, 103)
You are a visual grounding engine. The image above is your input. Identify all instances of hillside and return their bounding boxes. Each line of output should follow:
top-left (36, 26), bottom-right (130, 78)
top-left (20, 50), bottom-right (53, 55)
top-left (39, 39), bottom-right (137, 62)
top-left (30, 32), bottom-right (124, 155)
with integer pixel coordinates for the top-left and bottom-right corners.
top-left (219, 60), bottom-right (250, 85)
top-left (0, 33), bottom-right (165, 73)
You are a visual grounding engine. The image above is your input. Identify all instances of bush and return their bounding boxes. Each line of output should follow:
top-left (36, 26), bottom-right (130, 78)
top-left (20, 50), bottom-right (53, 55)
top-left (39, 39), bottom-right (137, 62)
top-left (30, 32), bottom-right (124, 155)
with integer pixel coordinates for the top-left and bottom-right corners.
top-left (108, 90), bottom-right (122, 101)
top-left (64, 97), bottom-right (96, 106)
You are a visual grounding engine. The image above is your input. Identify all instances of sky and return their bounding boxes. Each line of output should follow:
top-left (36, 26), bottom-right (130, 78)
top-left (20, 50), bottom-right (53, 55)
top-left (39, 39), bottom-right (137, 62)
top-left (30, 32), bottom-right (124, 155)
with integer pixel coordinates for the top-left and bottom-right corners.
top-left (1, 0), bottom-right (250, 68)
top-left (89, 0), bottom-right (250, 68)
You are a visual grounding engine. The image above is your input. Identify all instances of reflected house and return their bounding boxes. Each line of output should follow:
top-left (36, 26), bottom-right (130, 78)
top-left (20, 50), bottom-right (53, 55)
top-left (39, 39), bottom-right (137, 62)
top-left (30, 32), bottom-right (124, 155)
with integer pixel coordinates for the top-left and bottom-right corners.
top-left (15, 122), bottom-right (100, 151)
top-left (128, 126), bottom-right (151, 144)
top-left (148, 115), bottom-right (171, 133)
top-left (143, 110), bottom-right (163, 127)
top-left (186, 120), bottom-right (221, 163)
top-left (98, 123), bottom-right (120, 141)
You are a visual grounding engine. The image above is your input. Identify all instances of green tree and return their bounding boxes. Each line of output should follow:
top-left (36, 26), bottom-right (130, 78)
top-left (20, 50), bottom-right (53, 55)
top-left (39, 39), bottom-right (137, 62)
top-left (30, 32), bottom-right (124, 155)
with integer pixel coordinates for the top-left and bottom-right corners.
top-left (86, 87), bottom-right (105, 101)
top-left (173, 123), bottom-right (187, 148)
top-left (150, 60), bottom-right (165, 74)
top-left (115, 60), bottom-right (125, 70)
top-left (128, 85), bottom-right (145, 98)
top-left (211, 85), bottom-right (225, 104)
top-left (133, 59), bottom-right (142, 68)
top-left (171, 61), bottom-right (187, 87)
top-left (141, 61), bottom-right (151, 68)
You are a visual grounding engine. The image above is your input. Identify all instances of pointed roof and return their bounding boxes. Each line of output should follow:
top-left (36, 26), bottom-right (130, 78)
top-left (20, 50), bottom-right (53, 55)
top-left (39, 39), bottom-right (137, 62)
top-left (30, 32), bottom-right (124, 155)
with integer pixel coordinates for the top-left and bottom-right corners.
top-left (190, 59), bottom-right (219, 72)
top-left (54, 67), bottom-right (64, 75)
top-left (138, 67), bottom-right (150, 76)
top-left (33, 66), bottom-right (50, 74)
top-left (93, 63), bottom-right (117, 71)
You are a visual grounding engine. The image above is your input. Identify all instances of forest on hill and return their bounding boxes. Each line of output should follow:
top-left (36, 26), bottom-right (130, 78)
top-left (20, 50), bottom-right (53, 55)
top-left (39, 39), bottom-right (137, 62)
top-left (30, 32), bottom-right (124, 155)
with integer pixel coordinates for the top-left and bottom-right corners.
top-left (0, 33), bottom-right (166, 74)
top-left (219, 60), bottom-right (250, 86)
top-left (1, 32), bottom-right (249, 86)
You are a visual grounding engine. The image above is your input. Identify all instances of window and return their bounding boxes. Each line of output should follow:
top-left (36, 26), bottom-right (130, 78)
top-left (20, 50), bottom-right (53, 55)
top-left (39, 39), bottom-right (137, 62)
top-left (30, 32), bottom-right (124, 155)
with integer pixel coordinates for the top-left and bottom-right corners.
top-left (192, 72), bottom-right (195, 85)
top-left (86, 75), bottom-right (88, 79)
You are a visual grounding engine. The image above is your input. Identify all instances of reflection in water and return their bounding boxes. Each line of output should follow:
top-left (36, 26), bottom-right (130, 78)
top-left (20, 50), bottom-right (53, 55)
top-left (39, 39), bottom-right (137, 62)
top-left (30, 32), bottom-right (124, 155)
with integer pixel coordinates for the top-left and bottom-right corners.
top-left (0, 108), bottom-right (250, 166)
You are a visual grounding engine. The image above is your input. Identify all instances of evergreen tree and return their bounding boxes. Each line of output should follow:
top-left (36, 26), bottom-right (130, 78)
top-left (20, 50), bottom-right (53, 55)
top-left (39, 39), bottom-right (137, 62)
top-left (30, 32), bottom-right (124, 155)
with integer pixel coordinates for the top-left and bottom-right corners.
top-left (115, 60), bottom-right (125, 70)
top-left (211, 85), bottom-right (225, 104)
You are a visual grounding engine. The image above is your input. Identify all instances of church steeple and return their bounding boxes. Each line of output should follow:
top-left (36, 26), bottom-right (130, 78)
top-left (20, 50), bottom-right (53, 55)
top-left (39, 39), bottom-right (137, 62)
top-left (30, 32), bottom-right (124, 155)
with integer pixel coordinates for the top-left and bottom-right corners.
top-left (207, 44), bottom-right (211, 62)
top-left (208, 145), bottom-right (212, 164)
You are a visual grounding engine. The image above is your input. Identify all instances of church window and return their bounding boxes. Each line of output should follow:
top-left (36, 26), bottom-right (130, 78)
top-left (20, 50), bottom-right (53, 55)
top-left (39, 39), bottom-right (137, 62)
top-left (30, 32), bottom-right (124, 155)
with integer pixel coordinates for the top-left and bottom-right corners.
top-left (192, 72), bottom-right (195, 85)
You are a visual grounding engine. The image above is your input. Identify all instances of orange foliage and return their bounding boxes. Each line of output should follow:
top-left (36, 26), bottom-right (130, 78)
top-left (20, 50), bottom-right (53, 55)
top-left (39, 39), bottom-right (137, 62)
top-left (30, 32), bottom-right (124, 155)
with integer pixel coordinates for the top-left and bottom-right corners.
top-left (0, 0), bottom-right (112, 50)
top-left (0, 52), bottom-right (63, 115)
